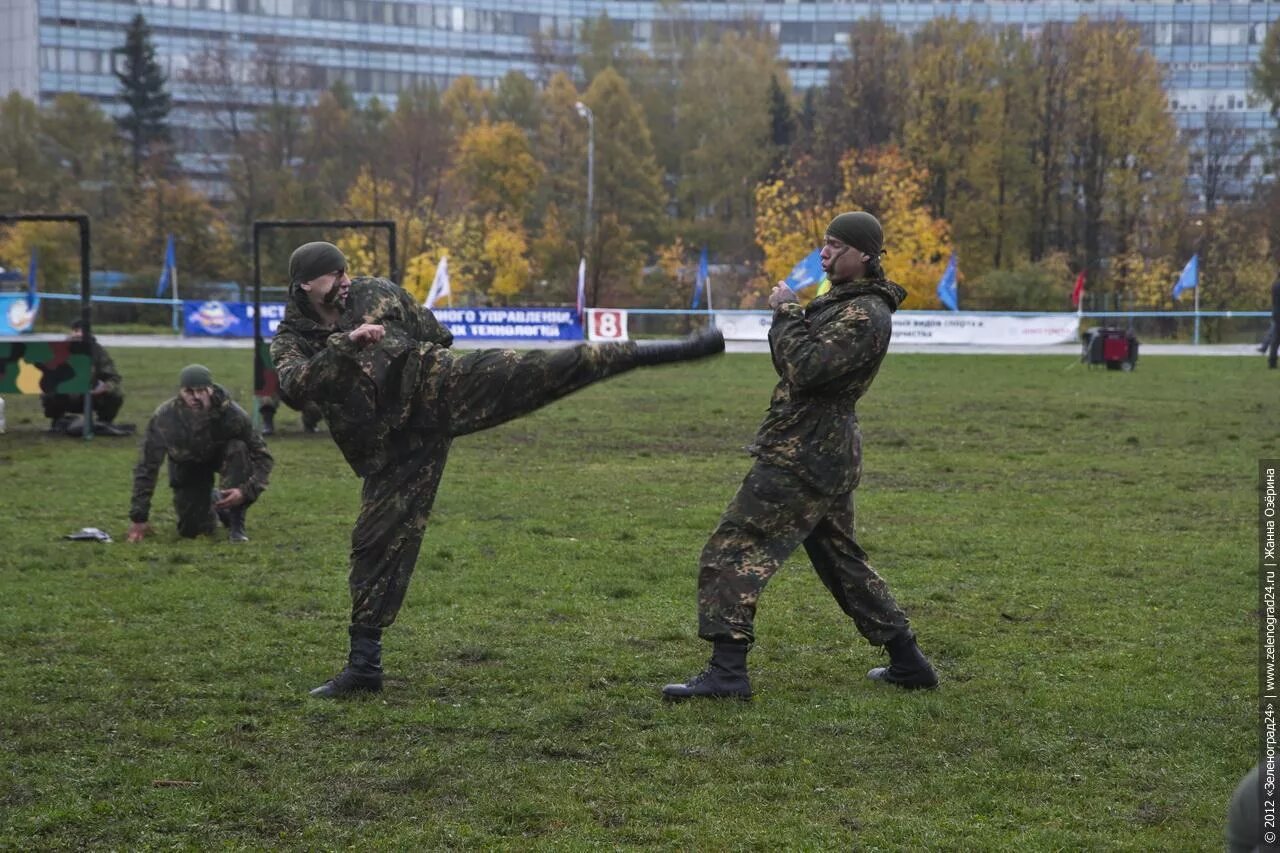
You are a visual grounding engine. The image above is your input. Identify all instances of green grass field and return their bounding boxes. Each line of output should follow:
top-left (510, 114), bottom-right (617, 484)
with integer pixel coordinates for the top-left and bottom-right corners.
top-left (1, 346), bottom-right (1272, 849)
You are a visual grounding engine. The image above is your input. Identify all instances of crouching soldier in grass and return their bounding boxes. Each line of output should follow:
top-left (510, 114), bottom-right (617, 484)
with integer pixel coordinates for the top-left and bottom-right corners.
top-left (272, 241), bottom-right (725, 698)
top-left (127, 365), bottom-right (273, 544)
top-left (662, 212), bottom-right (939, 702)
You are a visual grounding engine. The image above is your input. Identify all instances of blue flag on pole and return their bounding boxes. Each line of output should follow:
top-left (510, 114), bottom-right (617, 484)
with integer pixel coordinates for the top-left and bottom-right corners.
top-left (692, 247), bottom-right (709, 309)
top-left (26, 248), bottom-right (38, 308)
top-left (1171, 254), bottom-right (1198, 300)
top-left (784, 247), bottom-right (826, 291)
top-left (156, 234), bottom-right (176, 297)
top-left (936, 253), bottom-right (959, 311)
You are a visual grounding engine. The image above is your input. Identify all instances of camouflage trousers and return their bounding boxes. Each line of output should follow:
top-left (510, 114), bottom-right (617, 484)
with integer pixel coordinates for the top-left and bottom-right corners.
top-left (349, 341), bottom-right (640, 628)
top-left (167, 440), bottom-right (255, 538)
top-left (41, 391), bottom-right (124, 424)
top-left (697, 460), bottom-right (910, 646)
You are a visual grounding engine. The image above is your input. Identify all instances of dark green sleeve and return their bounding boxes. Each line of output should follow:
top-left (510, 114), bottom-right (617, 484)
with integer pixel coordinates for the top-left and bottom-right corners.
top-left (394, 284), bottom-right (453, 347)
top-left (417, 306), bottom-right (454, 348)
top-left (767, 300), bottom-right (884, 391)
top-left (270, 328), bottom-right (363, 405)
top-left (226, 405), bottom-right (274, 503)
top-left (129, 414), bottom-right (168, 523)
top-left (95, 344), bottom-right (122, 394)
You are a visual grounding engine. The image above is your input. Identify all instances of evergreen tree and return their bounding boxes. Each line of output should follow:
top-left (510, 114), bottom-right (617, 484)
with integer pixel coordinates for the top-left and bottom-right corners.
top-left (767, 73), bottom-right (795, 172)
top-left (114, 13), bottom-right (171, 173)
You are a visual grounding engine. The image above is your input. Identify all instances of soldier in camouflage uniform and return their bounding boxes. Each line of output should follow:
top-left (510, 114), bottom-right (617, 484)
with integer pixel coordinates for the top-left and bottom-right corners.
top-left (41, 319), bottom-right (125, 429)
top-left (271, 241), bottom-right (725, 698)
top-left (126, 365), bottom-right (273, 544)
top-left (663, 212), bottom-right (938, 701)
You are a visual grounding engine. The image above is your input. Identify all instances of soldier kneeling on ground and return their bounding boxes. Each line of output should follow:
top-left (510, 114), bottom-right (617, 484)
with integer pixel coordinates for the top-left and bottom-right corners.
top-left (126, 365), bottom-right (273, 544)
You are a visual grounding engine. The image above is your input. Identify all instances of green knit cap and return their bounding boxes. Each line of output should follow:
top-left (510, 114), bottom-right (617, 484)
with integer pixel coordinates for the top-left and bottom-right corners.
top-left (826, 212), bottom-right (884, 258)
top-left (178, 364), bottom-right (213, 389)
top-left (289, 241), bottom-right (347, 286)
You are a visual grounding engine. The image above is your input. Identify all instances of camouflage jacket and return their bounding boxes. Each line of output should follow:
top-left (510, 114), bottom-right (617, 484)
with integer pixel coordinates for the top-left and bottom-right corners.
top-left (88, 339), bottom-right (122, 396)
top-left (748, 278), bottom-right (907, 495)
top-left (129, 385), bottom-right (273, 522)
top-left (270, 277), bottom-right (454, 477)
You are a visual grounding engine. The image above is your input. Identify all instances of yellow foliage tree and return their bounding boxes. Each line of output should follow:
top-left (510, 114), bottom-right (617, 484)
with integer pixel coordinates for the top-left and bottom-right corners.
top-left (756, 148), bottom-right (952, 309)
top-left (483, 215), bottom-right (532, 303)
top-left (451, 121), bottom-right (543, 220)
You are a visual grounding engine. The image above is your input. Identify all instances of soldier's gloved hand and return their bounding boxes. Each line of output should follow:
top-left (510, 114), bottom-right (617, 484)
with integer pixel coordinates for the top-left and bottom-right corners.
top-left (769, 283), bottom-right (798, 310)
top-left (126, 522), bottom-right (152, 543)
top-left (214, 488), bottom-right (245, 510)
top-left (348, 324), bottom-right (386, 348)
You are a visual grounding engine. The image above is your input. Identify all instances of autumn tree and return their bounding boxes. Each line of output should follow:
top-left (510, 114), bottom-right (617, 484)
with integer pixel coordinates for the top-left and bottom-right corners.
top-left (579, 67), bottom-right (666, 305)
top-left (673, 31), bottom-right (784, 252)
top-left (41, 95), bottom-right (131, 222)
top-left (755, 147), bottom-right (951, 309)
top-left (962, 32), bottom-right (1037, 273)
top-left (532, 73), bottom-right (590, 292)
top-left (807, 19), bottom-right (909, 200)
top-left (493, 71), bottom-right (542, 133)
top-left (1063, 20), bottom-right (1186, 289)
top-left (0, 92), bottom-right (66, 211)
top-left (108, 177), bottom-right (238, 285)
top-left (903, 20), bottom-right (996, 224)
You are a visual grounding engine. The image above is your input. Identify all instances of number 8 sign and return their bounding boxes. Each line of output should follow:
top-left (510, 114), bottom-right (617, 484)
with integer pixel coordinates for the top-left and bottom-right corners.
top-left (587, 308), bottom-right (629, 342)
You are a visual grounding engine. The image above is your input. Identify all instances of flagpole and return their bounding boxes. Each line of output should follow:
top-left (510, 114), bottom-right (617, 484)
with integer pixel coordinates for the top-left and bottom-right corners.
top-left (705, 264), bottom-right (714, 327)
top-left (171, 255), bottom-right (180, 334)
top-left (1193, 275), bottom-right (1200, 346)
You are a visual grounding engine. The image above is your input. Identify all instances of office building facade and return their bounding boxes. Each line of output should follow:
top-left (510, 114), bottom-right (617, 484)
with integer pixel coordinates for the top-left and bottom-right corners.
top-left (1, 0), bottom-right (1276, 200)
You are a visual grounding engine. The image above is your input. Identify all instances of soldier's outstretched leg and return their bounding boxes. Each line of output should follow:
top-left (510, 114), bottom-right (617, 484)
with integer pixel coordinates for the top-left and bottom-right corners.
top-left (445, 328), bottom-right (724, 438)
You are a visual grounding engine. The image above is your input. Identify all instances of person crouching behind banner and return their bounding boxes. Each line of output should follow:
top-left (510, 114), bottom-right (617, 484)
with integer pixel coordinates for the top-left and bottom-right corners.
top-left (126, 365), bottom-right (273, 544)
top-left (42, 319), bottom-right (125, 432)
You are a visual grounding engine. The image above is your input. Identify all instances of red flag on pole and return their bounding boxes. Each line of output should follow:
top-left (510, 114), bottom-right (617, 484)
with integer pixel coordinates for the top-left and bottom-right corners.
top-left (1070, 271), bottom-right (1086, 308)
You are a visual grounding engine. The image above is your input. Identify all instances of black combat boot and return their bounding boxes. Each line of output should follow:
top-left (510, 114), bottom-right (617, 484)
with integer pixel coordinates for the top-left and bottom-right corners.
top-left (661, 640), bottom-right (752, 701)
top-left (635, 328), bottom-right (725, 367)
top-left (310, 625), bottom-right (384, 698)
top-left (867, 633), bottom-right (939, 690)
top-left (261, 407), bottom-right (275, 436)
top-left (227, 507), bottom-right (249, 543)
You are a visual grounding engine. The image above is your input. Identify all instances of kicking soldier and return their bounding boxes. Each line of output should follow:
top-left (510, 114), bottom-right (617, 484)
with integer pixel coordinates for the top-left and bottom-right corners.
top-left (271, 241), bottom-right (724, 698)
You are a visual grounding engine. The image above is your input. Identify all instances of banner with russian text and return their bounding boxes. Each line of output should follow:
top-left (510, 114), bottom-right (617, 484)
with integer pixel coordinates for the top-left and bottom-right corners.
top-left (714, 311), bottom-right (1080, 346)
top-left (183, 301), bottom-right (287, 337)
top-left (434, 308), bottom-right (583, 341)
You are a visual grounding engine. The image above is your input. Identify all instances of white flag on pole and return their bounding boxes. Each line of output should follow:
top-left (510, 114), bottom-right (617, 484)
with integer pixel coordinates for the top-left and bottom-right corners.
top-left (425, 255), bottom-right (450, 308)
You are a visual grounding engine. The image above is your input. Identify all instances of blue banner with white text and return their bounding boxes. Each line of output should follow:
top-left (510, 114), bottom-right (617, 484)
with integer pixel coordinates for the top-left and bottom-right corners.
top-left (433, 308), bottom-right (584, 341)
top-left (183, 300), bottom-right (287, 337)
